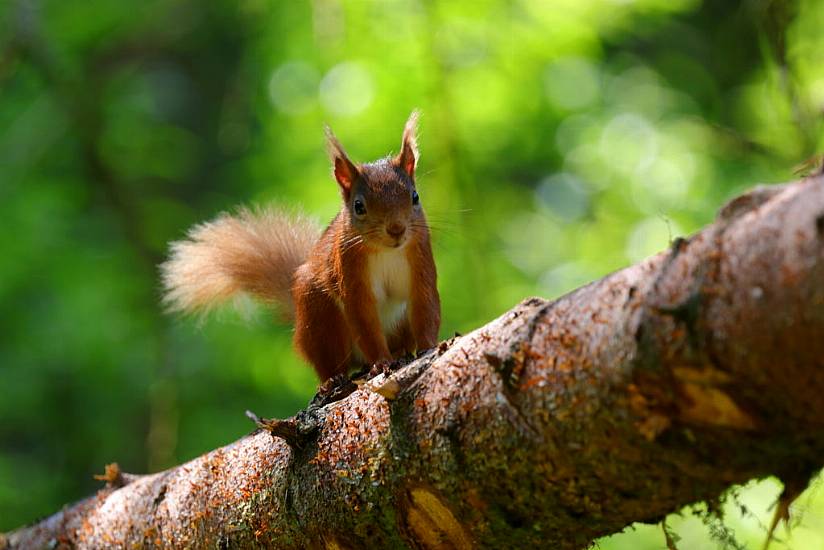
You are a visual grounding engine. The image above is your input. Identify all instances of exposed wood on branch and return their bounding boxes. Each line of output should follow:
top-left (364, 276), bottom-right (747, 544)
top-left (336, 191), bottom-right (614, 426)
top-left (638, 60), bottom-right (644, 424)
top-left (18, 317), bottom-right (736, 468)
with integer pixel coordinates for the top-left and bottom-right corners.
top-left (5, 177), bottom-right (824, 549)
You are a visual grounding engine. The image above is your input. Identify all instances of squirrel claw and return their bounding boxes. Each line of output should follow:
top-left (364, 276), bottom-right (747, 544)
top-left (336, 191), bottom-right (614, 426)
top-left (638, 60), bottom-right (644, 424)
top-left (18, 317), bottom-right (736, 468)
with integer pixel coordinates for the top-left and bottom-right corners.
top-left (369, 359), bottom-right (393, 377)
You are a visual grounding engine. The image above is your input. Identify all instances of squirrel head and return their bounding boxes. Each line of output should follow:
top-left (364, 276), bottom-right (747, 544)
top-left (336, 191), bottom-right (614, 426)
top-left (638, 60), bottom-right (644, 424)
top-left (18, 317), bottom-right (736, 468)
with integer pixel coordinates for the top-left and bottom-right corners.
top-left (326, 111), bottom-right (424, 249)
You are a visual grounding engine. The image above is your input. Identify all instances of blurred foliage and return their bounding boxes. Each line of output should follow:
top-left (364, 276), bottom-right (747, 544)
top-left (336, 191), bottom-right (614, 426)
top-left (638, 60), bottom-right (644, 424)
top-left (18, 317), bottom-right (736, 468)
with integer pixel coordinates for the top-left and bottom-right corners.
top-left (1, 0), bottom-right (823, 546)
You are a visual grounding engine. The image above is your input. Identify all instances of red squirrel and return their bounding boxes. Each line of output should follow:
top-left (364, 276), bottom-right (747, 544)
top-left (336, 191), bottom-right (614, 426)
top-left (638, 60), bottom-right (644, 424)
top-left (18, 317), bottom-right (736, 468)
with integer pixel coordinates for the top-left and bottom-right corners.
top-left (161, 111), bottom-right (441, 381)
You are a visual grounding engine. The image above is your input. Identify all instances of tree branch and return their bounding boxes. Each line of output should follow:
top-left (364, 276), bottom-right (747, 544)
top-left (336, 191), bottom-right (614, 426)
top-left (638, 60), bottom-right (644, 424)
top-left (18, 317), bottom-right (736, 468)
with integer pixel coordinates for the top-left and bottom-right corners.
top-left (5, 177), bottom-right (824, 549)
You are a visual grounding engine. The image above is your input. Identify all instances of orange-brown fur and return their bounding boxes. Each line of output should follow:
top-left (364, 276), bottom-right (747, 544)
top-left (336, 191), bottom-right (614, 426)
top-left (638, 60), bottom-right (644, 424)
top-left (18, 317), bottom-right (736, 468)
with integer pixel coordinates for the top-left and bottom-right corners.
top-left (162, 112), bottom-right (440, 381)
top-left (161, 207), bottom-right (319, 319)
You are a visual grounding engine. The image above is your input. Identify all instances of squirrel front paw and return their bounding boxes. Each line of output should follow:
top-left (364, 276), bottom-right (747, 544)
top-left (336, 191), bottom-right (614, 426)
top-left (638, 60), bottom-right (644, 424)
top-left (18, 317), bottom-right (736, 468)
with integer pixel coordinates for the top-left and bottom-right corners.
top-left (369, 358), bottom-right (393, 377)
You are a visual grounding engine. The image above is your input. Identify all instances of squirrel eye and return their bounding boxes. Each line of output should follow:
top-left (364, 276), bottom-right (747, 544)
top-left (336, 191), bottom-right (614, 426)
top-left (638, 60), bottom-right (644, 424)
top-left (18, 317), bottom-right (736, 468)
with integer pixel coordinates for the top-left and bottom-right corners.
top-left (353, 198), bottom-right (367, 216)
top-left (412, 190), bottom-right (420, 205)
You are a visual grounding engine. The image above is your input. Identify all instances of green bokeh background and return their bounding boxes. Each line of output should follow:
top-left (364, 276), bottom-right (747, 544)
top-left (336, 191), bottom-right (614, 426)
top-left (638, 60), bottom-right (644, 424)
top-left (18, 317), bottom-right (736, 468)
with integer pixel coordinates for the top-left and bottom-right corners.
top-left (2, 0), bottom-right (823, 547)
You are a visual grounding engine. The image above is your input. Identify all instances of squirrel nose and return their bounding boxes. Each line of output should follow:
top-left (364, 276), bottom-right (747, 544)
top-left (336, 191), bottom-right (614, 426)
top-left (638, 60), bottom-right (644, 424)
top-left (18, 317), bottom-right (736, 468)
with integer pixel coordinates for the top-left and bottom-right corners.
top-left (386, 222), bottom-right (406, 238)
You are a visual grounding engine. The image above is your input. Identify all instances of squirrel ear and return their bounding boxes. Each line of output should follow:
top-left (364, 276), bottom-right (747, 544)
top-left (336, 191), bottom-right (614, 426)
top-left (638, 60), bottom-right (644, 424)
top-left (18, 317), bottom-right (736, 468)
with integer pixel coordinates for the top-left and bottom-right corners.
top-left (395, 110), bottom-right (419, 178)
top-left (325, 126), bottom-right (358, 197)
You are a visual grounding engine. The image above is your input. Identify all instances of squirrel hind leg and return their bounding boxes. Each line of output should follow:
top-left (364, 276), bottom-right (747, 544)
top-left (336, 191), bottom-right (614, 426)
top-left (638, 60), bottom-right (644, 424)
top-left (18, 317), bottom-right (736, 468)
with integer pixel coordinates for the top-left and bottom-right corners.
top-left (293, 283), bottom-right (352, 382)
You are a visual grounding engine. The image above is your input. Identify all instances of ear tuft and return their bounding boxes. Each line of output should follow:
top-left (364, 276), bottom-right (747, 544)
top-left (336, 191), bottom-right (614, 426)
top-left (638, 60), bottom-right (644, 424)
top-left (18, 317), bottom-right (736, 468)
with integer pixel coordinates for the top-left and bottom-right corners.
top-left (325, 125), bottom-right (358, 196)
top-left (396, 110), bottom-right (419, 178)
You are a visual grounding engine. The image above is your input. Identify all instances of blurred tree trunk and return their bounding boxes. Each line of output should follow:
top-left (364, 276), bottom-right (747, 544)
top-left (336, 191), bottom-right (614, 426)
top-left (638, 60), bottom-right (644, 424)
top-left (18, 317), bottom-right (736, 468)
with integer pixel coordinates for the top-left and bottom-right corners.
top-left (5, 177), bottom-right (824, 550)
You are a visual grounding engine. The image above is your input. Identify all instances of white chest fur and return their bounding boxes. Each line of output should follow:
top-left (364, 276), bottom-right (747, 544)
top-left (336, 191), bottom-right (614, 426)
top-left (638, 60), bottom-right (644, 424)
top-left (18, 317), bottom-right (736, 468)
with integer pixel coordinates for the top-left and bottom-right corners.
top-left (368, 247), bottom-right (412, 334)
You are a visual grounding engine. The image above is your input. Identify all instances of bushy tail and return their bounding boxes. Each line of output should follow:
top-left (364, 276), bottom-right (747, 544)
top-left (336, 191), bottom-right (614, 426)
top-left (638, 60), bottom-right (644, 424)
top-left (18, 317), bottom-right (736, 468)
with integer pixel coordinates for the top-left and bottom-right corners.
top-left (160, 207), bottom-right (320, 320)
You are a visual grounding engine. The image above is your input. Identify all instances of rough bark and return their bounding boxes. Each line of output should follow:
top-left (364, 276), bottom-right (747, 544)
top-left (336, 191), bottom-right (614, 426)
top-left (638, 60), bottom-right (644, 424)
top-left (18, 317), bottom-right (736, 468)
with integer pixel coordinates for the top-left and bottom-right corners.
top-left (5, 177), bottom-right (824, 549)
